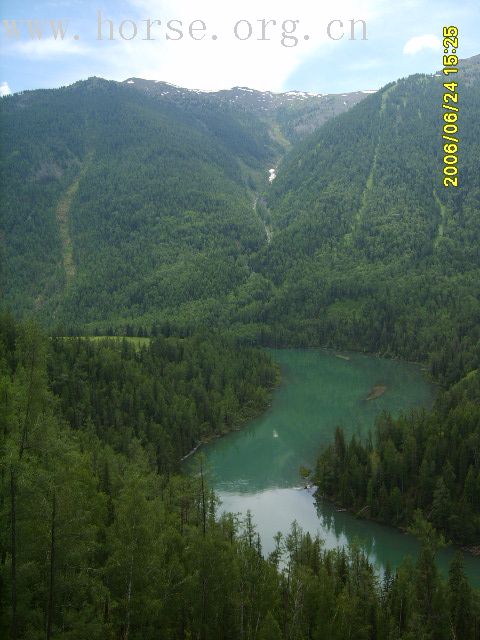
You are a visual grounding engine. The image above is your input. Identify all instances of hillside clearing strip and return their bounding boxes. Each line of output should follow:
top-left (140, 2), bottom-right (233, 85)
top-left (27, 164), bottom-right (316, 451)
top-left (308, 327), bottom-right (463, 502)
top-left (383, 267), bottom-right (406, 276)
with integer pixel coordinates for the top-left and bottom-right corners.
top-left (433, 189), bottom-right (447, 249)
top-left (346, 83), bottom-right (397, 245)
top-left (55, 158), bottom-right (91, 287)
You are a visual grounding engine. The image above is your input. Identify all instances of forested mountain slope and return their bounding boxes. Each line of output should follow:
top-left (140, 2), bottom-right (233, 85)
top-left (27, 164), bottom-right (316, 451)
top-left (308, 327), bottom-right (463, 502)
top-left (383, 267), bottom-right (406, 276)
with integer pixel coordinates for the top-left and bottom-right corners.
top-left (252, 56), bottom-right (480, 384)
top-left (0, 77), bottom-right (367, 326)
top-left (1, 77), bottom-right (276, 323)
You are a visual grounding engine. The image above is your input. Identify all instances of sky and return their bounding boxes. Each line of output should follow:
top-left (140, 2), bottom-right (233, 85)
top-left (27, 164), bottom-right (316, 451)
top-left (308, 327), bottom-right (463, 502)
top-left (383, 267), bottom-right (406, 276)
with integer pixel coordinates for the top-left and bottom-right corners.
top-left (0, 0), bottom-right (479, 95)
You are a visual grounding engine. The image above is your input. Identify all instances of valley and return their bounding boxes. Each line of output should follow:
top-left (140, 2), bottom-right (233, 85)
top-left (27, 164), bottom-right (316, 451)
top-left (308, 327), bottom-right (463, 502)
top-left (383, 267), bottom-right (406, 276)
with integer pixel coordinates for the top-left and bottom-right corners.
top-left (1, 52), bottom-right (480, 639)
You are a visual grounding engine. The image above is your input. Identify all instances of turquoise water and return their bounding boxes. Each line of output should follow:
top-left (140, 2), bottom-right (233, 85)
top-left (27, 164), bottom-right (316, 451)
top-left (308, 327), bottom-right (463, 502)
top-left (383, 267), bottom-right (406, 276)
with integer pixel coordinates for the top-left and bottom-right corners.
top-left (192, 349), bottom-right (480, 586)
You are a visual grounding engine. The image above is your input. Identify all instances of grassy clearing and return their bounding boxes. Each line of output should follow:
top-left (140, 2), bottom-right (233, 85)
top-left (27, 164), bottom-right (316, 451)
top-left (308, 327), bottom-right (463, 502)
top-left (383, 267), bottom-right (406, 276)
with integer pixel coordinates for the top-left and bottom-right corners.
top-left (58, 336), bottom-right (151, 349)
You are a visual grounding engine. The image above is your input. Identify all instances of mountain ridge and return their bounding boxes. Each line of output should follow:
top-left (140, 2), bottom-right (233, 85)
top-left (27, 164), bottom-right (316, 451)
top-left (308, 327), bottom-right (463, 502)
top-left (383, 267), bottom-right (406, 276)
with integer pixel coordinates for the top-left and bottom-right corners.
top-left (119, 76), bottom-right (373, 143)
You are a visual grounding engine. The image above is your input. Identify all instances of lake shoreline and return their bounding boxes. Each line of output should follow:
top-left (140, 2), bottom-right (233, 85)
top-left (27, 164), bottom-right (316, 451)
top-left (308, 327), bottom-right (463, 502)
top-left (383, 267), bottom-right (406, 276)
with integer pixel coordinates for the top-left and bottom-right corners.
top-left (314, 490), bottom-right (480, 560)
top-left (180, 364), bottom-right (282, 464)
top-left (187, 348), bottom-right (479, 586)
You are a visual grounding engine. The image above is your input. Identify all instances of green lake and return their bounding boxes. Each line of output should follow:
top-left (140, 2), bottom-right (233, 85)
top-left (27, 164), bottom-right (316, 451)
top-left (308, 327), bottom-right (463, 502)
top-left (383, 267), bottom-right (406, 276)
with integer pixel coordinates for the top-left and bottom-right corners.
top-left (193, 349), bottom-right (480, 586)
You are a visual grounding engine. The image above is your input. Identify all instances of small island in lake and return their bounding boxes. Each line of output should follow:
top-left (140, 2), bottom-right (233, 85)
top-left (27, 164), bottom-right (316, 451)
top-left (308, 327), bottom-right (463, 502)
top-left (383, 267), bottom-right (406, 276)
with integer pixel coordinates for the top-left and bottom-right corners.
top-left (367, 384), bottom-right (387, 400)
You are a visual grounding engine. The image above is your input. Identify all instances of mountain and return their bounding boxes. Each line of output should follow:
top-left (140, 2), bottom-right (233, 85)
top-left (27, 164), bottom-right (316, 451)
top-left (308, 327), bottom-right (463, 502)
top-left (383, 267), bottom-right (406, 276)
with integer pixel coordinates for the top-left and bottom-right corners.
top-left (0, 75), bottom-right (368, 327)
top-left (1, 56), bottom-right (480, 383)
top-left (0, 77), bottom-right (271, 324)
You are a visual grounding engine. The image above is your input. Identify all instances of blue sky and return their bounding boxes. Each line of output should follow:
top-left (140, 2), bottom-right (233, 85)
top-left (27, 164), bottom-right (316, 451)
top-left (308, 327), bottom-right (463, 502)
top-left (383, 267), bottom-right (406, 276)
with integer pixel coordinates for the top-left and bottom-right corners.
top-left (0, 0), bottom-right (478, 95)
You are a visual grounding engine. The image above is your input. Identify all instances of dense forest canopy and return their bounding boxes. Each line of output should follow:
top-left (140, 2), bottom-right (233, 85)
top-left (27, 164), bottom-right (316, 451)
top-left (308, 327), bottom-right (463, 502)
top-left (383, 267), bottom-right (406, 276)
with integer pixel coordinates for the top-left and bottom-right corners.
top-left (1, 315), bottom-right (479, 639)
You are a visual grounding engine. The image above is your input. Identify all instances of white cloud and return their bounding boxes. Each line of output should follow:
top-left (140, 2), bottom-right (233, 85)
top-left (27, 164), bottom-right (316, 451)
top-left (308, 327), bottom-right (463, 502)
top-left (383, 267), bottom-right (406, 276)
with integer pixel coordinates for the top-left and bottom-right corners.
top-left (403, 34), bottom-right (441, 55)
top-left (92, 0), bottom-right (383, 91)
top-left (11, 38), bottom-right (92, 59)
top-left (0, 82), bottom-right (11, 96)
